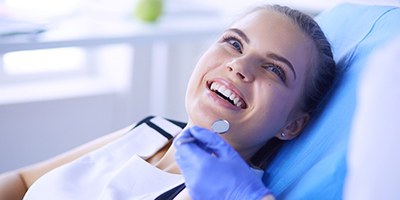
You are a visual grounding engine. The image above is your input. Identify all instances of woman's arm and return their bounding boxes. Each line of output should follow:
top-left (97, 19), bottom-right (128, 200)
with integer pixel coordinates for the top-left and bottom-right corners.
top-left (0, 125), bottom-right (132, 200)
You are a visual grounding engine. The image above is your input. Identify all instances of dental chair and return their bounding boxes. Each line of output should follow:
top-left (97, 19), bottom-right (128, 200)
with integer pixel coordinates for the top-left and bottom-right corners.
top-left (264, 3), bottom-right (400, 199)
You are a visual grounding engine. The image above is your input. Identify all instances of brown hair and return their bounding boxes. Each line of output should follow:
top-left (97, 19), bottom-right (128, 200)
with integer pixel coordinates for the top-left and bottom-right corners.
top-left (248, 4), bottom-right (337, 169)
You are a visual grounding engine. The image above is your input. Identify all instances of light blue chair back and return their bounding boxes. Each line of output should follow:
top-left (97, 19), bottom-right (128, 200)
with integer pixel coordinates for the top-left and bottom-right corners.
top-left (264, 3), bottom-right (400, 199)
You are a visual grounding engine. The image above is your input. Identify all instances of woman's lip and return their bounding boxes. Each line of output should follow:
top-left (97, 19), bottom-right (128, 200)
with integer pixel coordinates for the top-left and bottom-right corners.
top-left (206, 78), bottom-right (248, 109)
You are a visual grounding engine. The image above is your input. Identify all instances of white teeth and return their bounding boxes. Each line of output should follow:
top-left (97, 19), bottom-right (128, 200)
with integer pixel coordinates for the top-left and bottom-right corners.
top-left (210, 82), bottom-right (244, 108)
top-left (222, 89), bottom-right (232, 97)
top-left (219, 85), bottom-right (226, 93)
top-left (233, 97), bottom-right (239, 105)
top-left (210, 82), bottom-right (218, 90)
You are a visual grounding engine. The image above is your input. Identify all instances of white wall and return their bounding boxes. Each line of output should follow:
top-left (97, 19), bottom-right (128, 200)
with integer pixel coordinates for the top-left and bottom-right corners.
top-left (0, 0), bottom-right (221, 173)
top-left (0, 94), bottom-right (121, 171)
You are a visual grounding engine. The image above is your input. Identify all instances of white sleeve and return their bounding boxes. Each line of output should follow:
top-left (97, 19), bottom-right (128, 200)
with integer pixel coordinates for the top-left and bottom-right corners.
top-left (344, 36), bottom-right (400, 200)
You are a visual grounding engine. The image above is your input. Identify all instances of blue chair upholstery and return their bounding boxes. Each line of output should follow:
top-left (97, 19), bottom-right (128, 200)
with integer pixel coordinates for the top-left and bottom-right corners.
top-left (264, 3), bottom-right (400, 199)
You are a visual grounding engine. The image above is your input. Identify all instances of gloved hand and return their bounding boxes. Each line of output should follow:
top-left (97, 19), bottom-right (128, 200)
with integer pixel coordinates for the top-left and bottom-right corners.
top-left (174, 126), bottom-right (272, 200)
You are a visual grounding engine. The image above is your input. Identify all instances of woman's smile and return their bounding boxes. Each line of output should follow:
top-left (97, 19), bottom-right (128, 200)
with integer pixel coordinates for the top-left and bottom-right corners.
top-left (206, 79), bottom-right (248, 110)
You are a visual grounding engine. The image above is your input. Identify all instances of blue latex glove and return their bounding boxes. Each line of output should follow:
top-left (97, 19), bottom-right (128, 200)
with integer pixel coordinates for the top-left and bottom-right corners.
top-left (174, 126), bottom-right (272, 200)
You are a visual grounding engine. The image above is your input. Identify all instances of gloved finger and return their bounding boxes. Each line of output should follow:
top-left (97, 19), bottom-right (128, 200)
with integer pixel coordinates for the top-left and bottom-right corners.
top-left (174, 128), bottom-right (215, 162)
top-left (175, 140), bottom-right (213, 161)
top-left (173, 127), bottom-right (194, 143)
top-left (174, 141), bottom-right (218, 176)
top-left (189, 126), bottom-right (239, 158)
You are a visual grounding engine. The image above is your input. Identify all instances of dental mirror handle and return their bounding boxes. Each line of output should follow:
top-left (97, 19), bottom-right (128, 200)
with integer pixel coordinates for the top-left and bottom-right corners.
top-left (176, 119), bottom-right (230, 145)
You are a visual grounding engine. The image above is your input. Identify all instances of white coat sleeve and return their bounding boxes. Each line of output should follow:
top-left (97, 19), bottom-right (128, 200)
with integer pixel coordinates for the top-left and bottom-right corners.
top-left (344, 36), bottom-right (400, 200)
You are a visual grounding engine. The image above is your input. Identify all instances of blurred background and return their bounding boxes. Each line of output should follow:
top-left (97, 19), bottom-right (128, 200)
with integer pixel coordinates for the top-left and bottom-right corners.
top-left (0, 0), bottom-right (398, 173)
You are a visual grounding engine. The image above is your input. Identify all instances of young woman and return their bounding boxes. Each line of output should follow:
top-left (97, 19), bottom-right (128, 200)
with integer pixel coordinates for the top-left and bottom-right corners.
top-left (0, 4), bottom-right (336, 200)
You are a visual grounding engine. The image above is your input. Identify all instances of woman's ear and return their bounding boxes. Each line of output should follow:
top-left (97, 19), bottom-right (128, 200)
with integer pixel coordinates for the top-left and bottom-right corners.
top-left (276, 113), bottom-right (310, 140)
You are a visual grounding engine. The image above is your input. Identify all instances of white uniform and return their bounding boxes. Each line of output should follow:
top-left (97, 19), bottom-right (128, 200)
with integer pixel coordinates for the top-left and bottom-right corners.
top-left (344, 37), bottom-right (400, 200)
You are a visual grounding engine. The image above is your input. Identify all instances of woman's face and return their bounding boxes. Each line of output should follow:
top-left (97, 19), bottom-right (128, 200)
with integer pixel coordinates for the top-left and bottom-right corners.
top-left (185, 9), bottom-right (316, 159)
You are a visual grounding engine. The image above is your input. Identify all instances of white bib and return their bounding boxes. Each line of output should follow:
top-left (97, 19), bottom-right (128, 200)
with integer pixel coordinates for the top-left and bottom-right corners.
top-left (23, 116), bottom-right (184, 200)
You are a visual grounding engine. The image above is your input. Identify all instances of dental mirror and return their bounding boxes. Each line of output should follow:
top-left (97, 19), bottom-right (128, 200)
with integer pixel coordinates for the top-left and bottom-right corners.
top-left (211, 119), bottom-right (230, 134)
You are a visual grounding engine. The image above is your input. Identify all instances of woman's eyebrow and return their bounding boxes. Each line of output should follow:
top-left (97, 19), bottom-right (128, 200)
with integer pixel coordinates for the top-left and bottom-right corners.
top-left (227, 28), bottom-right (250, 43)
top-left (226, 28), bottom-right (296, 80)
top-left (267, 53), bottom-right (297, 80)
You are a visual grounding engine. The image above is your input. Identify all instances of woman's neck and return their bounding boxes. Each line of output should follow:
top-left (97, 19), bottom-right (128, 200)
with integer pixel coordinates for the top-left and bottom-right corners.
top-left (150, 140), bottom-right (181, 174)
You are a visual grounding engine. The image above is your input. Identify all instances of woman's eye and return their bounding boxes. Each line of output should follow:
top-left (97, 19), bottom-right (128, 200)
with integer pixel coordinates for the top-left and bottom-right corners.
top-left (225, 37), bottom-right (243, 53)
top-left (264, 65), bottom-right (286, 82)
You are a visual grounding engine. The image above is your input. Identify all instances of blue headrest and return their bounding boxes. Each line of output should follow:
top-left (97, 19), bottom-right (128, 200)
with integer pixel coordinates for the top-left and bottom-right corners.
top-left (264, 3), bottom-right (400, 199)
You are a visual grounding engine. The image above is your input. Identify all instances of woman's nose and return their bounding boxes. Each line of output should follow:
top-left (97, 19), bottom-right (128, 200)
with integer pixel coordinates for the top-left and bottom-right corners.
top-left (226, 58), bottom-right (255, 82)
